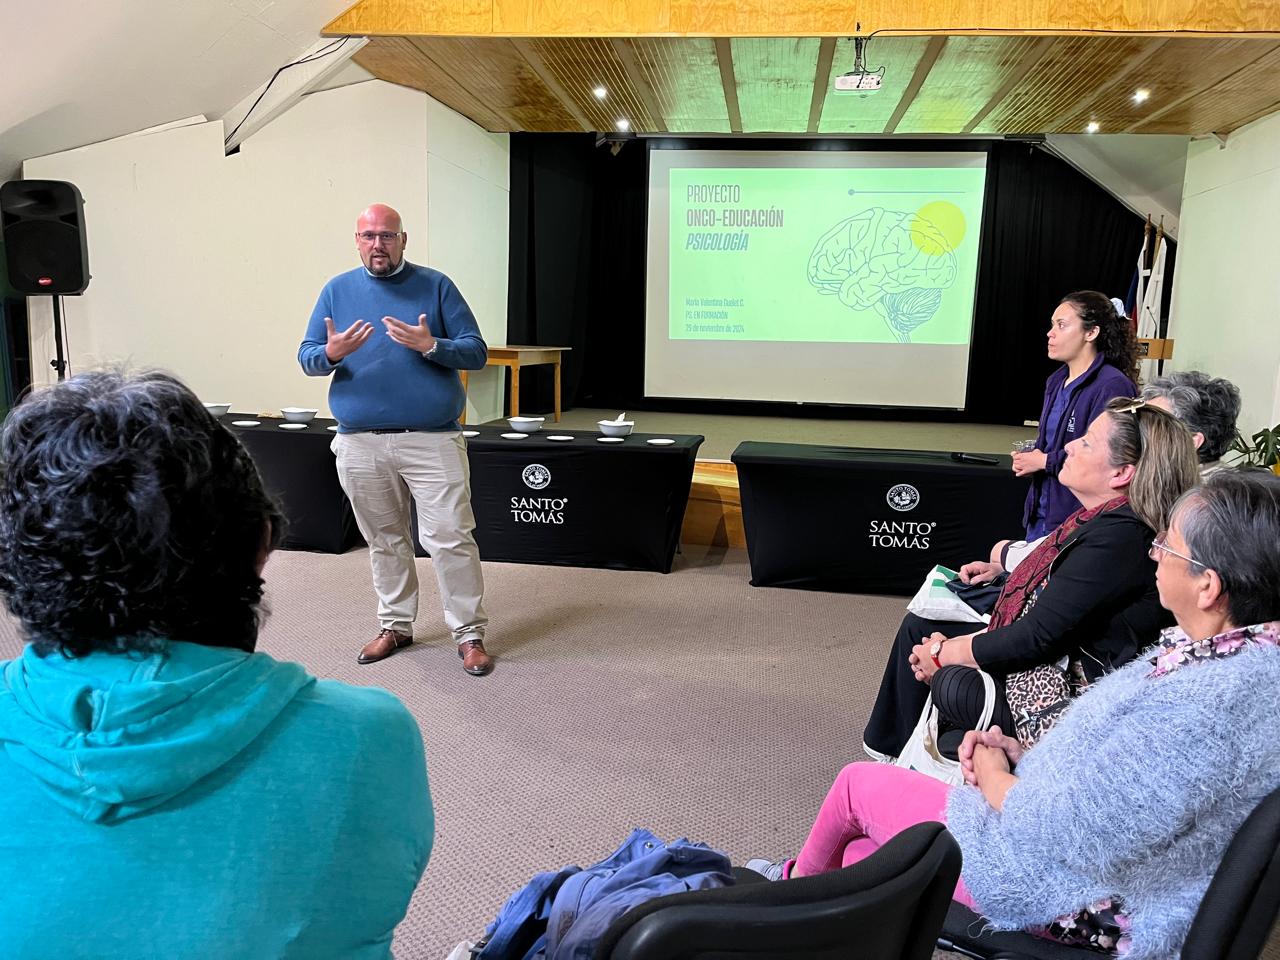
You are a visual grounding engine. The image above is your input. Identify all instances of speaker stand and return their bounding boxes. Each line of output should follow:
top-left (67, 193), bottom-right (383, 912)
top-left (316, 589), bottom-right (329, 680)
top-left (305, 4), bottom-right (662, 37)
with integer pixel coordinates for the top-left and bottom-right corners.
top-left (50, 295), bottom-right (67, 381)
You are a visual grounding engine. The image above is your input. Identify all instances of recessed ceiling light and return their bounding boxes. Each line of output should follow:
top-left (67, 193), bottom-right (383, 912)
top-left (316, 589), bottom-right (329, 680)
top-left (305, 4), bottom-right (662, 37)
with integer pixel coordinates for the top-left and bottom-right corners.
top-left (593, 86), bottom-right (607, 99)
top-left (1086, 121), bottom-right (1100, 134)
top-left (1133, 89), bottom-right (1150, 104)
top-left (616, 118), bottom-right (630, 132)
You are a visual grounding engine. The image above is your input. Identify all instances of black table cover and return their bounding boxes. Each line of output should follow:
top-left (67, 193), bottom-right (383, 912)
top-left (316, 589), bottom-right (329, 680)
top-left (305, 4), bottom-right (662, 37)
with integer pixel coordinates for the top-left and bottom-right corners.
top-left (227, 414), bottom-right (361, 554)
top-left (227, 416), bottom-right (702, 572)
top-left (414, 427), bottom-right (703, 573)
top-left (731, 441), bottom-right (1030, 596)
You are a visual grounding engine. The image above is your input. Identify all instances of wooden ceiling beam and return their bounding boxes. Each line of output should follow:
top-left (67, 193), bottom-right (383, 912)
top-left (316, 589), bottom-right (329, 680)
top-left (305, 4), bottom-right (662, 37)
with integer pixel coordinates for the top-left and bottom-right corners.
top-left (959, 36), bottom-right (1057, 133)
top-left (714, 37), bottom-right (743, 134)
top-left (883, 35), bottom-right (945, 134)
top-left (325, 0), bottom-right (1280, 39)
top-left (611, 39), bottom-right (668, 132)
top-left (510, 39), bottom-right (592, 131)
top-left (807, 37), bottom-right (836, 133)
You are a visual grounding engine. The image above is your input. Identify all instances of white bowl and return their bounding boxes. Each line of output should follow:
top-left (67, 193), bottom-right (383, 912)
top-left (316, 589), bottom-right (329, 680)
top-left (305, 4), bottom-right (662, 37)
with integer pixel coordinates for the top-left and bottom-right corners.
top-left (202, 402), bottom-right (231, 417)
top-left (597, 419), bottom-right (634, 437)
top-left (507, 416), bottom-right (545, 434)
top-left (280, 407), bottom-right (318, 423)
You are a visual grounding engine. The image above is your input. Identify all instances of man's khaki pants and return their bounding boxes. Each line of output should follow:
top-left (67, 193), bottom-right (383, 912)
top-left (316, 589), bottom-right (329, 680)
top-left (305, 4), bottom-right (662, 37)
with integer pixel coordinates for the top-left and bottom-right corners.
top-left (332, 430), bottom-right (487, 644)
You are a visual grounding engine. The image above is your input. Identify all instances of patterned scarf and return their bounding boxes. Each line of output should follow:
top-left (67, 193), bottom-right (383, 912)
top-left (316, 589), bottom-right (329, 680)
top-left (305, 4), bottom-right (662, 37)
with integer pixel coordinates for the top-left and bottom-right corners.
top-left (1148, 621), bottom-right (1280, 677)
top-left (988, 495), bottom-right (1131, 631)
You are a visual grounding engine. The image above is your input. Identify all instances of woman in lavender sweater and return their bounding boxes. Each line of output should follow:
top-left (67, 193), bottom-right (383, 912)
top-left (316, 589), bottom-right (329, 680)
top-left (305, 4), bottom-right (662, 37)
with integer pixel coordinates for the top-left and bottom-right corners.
top-left (751, 469), bottom-right (1280, 958)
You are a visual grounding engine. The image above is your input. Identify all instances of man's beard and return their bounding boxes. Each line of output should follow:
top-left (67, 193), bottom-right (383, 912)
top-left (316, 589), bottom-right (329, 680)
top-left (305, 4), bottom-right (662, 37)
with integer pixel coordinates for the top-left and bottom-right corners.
top-left (367, 254), bottom-right (399, 276)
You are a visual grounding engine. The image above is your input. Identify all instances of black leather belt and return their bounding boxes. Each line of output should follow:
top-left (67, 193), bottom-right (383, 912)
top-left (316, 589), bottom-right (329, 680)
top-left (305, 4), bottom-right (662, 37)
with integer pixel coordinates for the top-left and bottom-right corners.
top-left (369, 428), bottom-right (412, 435)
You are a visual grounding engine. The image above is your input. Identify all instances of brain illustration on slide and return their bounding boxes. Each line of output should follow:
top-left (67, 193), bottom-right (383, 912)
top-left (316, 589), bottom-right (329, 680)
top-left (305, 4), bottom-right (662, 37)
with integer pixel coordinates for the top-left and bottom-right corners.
top-left (806, 204), bottom-right (962, 343)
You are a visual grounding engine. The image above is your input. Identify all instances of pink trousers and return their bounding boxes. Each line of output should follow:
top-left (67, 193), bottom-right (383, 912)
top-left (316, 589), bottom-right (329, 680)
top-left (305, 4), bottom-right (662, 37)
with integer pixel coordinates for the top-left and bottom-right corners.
top-left (792, 761), bottom-right (978, 910)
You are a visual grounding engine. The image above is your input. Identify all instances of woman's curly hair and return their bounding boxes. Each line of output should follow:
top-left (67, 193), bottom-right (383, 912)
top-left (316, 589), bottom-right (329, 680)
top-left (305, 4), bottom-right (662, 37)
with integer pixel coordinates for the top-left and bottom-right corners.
top-left (0, 370), bottom-right (284, 657)
top-left (1060, 290), bottom-right (1138, 379)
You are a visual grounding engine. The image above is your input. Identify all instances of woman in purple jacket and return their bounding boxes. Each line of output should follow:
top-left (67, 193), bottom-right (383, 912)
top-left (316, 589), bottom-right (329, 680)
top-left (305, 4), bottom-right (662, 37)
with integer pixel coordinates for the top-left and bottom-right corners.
top-left (1016, 291), bottom-right (1137, 539)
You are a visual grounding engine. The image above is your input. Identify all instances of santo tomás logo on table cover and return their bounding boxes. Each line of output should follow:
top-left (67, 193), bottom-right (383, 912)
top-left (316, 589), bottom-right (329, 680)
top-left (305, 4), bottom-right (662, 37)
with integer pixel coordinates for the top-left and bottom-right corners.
top-left (886, 483), bottom-right (920, 511)
top-left (522, 463), bottom-right (551, 490)
top-left (871, 482), bottom-right (935, 550)
top-left (512, 463), bottom-right (567, 524)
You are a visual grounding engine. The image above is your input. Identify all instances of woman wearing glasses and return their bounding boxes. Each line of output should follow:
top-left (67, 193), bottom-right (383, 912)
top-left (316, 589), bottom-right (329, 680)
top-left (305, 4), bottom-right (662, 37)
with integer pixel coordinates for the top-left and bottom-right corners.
top-left (1015, 292), bottom-right (1138, 540)
top-left (863, 399), bottom-right (1199, 760)
top-left (752, 470), bottom-right (1280, 958)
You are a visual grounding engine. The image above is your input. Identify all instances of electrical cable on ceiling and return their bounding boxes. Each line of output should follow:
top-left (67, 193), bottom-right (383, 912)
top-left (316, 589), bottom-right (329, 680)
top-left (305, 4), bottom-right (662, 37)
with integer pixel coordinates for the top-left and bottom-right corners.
top-left (860, 25), bottom-right (1270, 39)
top-left (224, 36), bottom-right (352, 146)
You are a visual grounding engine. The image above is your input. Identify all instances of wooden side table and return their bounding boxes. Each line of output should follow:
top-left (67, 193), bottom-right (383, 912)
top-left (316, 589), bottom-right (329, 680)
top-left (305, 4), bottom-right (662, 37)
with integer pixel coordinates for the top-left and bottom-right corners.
top-left (460, 345), bottom-right (571, 424)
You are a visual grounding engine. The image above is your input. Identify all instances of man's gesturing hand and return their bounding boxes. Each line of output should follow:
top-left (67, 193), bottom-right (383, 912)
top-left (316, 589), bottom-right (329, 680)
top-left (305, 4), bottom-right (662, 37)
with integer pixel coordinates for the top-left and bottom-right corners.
top-left (382, 314), bottom-right (437, 354)
top-left (324, 317), bottom-right (373, 362)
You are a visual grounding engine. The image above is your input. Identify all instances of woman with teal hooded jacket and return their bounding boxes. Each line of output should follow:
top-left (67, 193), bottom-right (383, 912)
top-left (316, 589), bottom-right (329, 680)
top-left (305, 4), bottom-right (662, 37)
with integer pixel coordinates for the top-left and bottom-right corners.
top-left (0, 371), bottom-right (432, 959)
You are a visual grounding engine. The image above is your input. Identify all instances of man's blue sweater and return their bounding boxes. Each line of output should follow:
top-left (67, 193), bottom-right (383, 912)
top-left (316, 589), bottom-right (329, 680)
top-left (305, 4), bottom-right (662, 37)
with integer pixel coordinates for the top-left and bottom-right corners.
top-left (299, 263), bottom-right (487, 432)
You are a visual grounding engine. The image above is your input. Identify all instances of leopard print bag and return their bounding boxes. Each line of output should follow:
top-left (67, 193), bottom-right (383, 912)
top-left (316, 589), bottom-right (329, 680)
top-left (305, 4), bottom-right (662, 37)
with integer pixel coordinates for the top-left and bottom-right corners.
top-left (1006, 658), bottom-right (1090, 748)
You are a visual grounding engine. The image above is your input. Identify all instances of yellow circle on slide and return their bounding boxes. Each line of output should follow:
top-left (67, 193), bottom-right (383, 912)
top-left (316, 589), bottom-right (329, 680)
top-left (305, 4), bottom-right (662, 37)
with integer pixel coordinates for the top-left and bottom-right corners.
top-left (910, 201), bottom-right (967, 256)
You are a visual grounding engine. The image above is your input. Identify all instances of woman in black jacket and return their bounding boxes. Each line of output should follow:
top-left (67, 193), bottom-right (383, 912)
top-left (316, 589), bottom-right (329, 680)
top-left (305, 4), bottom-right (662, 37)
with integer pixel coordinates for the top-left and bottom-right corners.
top-left (862, 399), bottom-right (1199, 759)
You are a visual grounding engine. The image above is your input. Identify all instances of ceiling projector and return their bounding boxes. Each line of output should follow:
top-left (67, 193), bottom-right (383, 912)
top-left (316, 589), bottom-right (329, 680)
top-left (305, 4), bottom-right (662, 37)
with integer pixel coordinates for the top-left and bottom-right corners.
top-left (834, 71), bottom-right (883, 93)
top-left (833, 36), bottom-right (883, 93)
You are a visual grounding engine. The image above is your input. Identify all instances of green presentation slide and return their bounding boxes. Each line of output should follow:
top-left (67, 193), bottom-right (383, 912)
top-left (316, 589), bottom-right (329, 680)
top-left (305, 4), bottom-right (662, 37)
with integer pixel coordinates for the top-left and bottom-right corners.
top-left (669, 165), bottom-right (987, 344)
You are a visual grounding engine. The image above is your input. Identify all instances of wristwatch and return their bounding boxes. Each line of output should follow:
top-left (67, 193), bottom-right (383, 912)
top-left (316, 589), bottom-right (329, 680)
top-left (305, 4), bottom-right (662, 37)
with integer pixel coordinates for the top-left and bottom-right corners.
top-left (929, 639), bottom-right (947, 669)
top-left (421, 341), bottom-right (439, 360)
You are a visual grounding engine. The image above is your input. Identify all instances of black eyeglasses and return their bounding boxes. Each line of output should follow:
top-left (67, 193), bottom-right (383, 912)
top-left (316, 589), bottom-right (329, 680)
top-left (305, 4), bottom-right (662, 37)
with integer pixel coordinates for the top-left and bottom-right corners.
top-left (356, 231), bottom-right (402, 243)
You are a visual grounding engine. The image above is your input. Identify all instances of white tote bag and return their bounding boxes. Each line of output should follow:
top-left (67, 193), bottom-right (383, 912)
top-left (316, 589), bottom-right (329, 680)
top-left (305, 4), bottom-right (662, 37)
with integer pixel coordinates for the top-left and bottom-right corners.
top-left (905, 565), bottom-right (989, 625)
top-left (894, 670), bottom-right (997, 786)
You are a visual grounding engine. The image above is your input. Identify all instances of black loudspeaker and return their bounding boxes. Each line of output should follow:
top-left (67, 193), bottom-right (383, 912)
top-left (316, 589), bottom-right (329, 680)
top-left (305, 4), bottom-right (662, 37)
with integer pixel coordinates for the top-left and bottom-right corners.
top-left (0, 180), bottom-right (90, 295)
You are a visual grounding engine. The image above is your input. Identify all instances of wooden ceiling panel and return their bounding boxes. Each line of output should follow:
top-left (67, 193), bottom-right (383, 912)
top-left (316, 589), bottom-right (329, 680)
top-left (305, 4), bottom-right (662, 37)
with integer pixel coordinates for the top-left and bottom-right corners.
top-left (353, 38), bottom-right (511, 131)
top-left (355, 33), bottom-right (1280, 137)
top-left (974, 36), bottom-right (1156, 134)
top-left (731, 37), bottom-right (822, 133)
top-left (525, 38), bottom-right (660, 131)
top-left (1062, 38), bottom-right (1280, 132)
top-left (403, 37), bottom-right (588, 131)
top-left (1135, 43), bottom-right (1280, 133)
top-left (817, 36), bottom-right (932, 134)
top-left (629, 38), bottom-right (731, 133)
top-left (895, 36), bottom-right (1052, 133)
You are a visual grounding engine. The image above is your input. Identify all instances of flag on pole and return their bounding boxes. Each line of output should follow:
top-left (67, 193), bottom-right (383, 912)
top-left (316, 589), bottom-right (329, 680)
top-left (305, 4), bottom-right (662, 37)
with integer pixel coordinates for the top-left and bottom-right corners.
top-left (1138, 230), bottom-right (1165, 341)
top-left (1125, 220), bottom-right (1150, 322)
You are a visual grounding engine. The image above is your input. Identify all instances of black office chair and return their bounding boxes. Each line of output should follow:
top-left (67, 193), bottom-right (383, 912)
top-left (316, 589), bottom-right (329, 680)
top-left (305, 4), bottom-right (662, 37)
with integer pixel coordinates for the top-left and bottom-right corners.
top-left (937, 783), bottom-right (1280, 960)
top-left (593, 821), bottom-right (961, 960)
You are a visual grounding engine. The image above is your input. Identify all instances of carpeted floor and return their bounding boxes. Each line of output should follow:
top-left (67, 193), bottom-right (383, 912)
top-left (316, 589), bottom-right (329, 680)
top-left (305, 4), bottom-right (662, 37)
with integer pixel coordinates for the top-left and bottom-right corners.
top-left (0, 545), bottom-right (906, 957)
top-left (3, 546), bottom-right (1276, 959)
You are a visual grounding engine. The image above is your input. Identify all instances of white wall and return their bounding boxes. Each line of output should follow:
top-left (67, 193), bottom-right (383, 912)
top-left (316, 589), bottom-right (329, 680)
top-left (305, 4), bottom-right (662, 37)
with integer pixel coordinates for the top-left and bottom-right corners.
top-left (22, 80), bottom-right (509, 424)
top-left (1168, 112), bottom-right (1280, 435)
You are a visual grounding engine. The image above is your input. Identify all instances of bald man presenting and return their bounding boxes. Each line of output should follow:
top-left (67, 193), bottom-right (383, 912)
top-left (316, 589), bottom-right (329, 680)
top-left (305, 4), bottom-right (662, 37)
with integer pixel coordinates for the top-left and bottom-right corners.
top-left (299, 203), bottom-right (493, 675)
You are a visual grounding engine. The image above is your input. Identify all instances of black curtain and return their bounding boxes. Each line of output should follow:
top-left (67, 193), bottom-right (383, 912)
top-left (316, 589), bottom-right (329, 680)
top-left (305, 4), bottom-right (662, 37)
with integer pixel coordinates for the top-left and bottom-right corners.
top-left (965, 142), bottom-right (1172, 422)
top-left (506, 134), bottom-right (596, 415)
top-left (507, 136), bottom-right (1169, 425)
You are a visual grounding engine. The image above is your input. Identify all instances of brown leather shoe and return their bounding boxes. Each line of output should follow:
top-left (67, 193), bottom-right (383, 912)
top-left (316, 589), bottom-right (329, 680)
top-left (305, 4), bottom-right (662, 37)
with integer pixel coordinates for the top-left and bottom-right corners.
top-left (458, 639), bottom-right (493, 676)
top-left (357, 628), bottom-right (413, 665)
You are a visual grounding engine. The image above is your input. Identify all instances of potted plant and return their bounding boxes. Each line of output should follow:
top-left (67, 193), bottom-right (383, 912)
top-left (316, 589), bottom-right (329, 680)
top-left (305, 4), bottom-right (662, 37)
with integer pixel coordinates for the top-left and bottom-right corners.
top-left (1229, 423), bottom-right (1280, 474)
